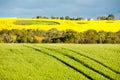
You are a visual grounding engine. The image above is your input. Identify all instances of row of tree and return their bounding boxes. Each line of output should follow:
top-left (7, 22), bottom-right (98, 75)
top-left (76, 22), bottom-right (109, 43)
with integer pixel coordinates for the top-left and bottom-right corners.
top-left (97, 14), bottom-right (115, 20)
top-left (0, 28), bottom-right (120, 43)
top-left (36, 14), bottom-right (115, 20)
top-left (36, 16), bottom-right (84, 20)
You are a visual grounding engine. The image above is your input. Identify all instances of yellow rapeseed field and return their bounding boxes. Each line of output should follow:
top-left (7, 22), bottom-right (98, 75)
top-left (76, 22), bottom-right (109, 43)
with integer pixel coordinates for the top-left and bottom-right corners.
top-left (0, 18), bottom-right (120, 32)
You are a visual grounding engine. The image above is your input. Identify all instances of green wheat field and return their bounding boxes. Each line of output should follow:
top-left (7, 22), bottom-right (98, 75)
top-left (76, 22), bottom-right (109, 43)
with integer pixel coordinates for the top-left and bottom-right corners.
top-left (0, 44), bottom-right (120, 80)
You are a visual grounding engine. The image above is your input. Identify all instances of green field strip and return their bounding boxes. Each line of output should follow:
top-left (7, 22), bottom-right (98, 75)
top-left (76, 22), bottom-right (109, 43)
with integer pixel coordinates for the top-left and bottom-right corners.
top-left (17, 45), bottom-right (89, 80)
top-left (0, 44), bottom-right (120, 80)
top-left (66, 44), bottom-right (120, 71)
top-left (59, 48), bottom-right (120, 80)
top-left (8, 48), bottom-right (84, 80)
top-left (0, 49), bottom-right (32, 80)
top-left (0, 46), bottom-right (45, 80)
top-left (14, 20), bottom-right (60, 25)
top-left (37, 44), bottom-right (120, 79)
top-left (61, 47), bottom-right (120, 75)
top-left (0, 44), bottom-right (88, 80)
top-left (24, 45), bottom-right (93, 80)
top-left (26, 45), bottom-right (111, 80)
top-left (38, 46), bottom-right (116, 80)
top-left (8, 48), bottom-right (48, 68)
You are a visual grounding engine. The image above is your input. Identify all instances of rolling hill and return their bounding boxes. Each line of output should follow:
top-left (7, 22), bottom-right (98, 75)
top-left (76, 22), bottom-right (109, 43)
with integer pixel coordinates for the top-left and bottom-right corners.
top-left (0, 18), bottom-right (120, 32)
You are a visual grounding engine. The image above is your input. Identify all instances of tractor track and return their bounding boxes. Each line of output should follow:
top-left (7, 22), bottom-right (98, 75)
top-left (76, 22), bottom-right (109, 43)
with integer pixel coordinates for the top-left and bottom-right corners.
top-left (37, 46), bottom-right (114, 80)
top-left (62, 47), bottom-right (120, 75)
top-left (24, 45), bottom-right (94, 80)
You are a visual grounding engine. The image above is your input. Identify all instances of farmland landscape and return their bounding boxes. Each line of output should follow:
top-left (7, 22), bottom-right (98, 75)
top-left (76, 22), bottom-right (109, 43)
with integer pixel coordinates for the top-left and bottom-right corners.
top-left (0, 44), bottom-right (120, 80)
top-left (0, 0), bottom-right (120, 80)
top-left (0, 17), bottom-right (120, 80)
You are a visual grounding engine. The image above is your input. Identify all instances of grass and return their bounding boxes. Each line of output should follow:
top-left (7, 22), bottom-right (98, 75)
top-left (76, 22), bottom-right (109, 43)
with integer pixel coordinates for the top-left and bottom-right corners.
top-left (14, 20), bottom-right (60, 25)
top-left (0, 44), bottom-right (120, 80)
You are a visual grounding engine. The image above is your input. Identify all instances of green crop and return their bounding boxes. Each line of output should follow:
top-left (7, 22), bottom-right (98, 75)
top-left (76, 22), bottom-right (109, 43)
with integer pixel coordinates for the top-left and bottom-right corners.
top-left (0, 44), bottom-right (120, 80)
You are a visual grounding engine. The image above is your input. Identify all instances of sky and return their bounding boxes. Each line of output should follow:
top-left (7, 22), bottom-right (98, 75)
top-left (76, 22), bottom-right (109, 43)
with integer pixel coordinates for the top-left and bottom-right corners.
top-left (0, 0), bottom-right (120, 19)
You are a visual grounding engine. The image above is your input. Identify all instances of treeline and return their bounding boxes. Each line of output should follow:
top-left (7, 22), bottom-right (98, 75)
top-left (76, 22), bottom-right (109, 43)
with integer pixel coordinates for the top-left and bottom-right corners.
top-left (36, 14), bottom-right (115, 20)
top-left (97, 14), bottom-right (115, 20)
top-left (36, 16), bottom-right (84, 20)
top-left (0, 28), bottom-right (120, 44)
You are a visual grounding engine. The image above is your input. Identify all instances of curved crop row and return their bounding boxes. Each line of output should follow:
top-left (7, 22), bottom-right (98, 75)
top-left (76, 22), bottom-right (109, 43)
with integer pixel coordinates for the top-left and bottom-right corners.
top-left (36, 45), bottom-right (119, 79)
top-left (24, 44), bottom-right (111, 80)
top-left (0, 44), bottom-right (120, 80)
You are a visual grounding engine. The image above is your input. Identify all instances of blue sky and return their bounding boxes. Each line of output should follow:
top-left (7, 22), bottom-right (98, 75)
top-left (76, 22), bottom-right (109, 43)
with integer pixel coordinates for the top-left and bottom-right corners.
top-left (0, 0), bottom-right (120, 19)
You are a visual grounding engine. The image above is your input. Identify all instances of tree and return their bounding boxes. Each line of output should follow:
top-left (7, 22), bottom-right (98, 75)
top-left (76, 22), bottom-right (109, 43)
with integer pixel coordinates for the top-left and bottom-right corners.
top-left (104, 32), bottom-right (118, 43)
top-left (70, 17), bottom-right (76, 20)
top-left (51, 16), bottom-right (59, 19)
top-left (60, 17), bottom-right (64, 20)
top-left (107, 14), bottom-right (115, 20)
top-left (63, 29), bottom-right (78, 43)
top-left (78, 32), bottom-right (85, 43)
top-left (98, 31), bottom-right (106, 44)
top-left (116, 31), bottom-right (120, 43)
top-left (97, 14), bottom-right (115, 20)
top-left (36, 16), bottom-right (42, 19)
top-left (76, 17), bottom-right (84, 20)
top-left (97, 16), bottom-right (107, 20)
top-left (84, 30), bottom-right (98, 43)
top-left (65, 16), bottom-right (70, 20)
top-left (43, 16), bottom-right (49, 19)
top-left (51, 16), bottom-right (56, 19)
top-left (0, 36), bottom-right (3, 43)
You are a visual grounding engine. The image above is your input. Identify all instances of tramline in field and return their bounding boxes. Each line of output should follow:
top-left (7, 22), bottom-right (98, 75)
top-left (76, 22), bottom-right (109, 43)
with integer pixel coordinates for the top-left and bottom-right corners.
top-left (0, 44), bottom-right (120, 80)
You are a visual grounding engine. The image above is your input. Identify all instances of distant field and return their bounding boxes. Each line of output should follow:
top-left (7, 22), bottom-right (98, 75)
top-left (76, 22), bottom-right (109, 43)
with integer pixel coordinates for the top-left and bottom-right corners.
top-left (0, 44), bottom-right (120, 80)
top-left (14, 20), bottom-right (60, 25)
top-left (0, 18), bottom-right (120, 32)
